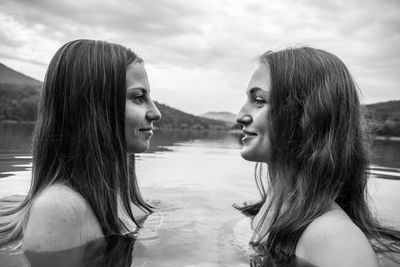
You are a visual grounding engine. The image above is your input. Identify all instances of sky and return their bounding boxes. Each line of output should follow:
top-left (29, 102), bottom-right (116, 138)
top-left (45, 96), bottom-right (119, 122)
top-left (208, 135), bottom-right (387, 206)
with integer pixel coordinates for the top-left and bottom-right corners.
top-left (0, 0), bottom-right (399, 115)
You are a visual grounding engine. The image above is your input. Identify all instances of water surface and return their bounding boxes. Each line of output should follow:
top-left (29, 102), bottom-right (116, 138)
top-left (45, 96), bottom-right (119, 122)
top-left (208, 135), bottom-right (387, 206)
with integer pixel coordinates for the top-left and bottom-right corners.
top-left (0, 123), bottom-right (399, 266)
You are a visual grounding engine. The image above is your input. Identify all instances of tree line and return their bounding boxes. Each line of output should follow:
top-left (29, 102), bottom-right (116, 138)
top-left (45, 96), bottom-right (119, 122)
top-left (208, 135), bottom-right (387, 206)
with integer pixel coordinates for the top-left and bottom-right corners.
top-left (0, 83), bottom-right (229, 130)
top-left (1, 83), bottom-right (399, 135)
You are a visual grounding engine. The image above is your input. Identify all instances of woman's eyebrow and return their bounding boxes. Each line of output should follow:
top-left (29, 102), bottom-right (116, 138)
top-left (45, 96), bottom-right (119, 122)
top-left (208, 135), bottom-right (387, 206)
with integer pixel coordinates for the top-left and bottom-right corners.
top-left (127, 87), bottom-right (148, 94)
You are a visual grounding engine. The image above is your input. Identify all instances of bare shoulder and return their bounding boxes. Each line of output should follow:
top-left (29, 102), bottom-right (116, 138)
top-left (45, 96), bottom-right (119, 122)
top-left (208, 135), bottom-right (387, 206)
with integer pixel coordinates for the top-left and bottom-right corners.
top-left (296, 208), bottom-right (379, 267)
top-left (23, 184), bottom-right (103, 252)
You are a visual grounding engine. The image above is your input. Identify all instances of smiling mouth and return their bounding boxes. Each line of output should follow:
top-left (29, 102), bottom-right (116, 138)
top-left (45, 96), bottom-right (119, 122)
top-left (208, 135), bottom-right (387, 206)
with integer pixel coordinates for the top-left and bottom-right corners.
top-left (138, 128), bottom-right (153, 137)
top-left (139, 127), bottom-right (153, 132)
top-left (243, 130), bottom-right (257, 136)
top-left (241, 130), bottom-right (257, 144)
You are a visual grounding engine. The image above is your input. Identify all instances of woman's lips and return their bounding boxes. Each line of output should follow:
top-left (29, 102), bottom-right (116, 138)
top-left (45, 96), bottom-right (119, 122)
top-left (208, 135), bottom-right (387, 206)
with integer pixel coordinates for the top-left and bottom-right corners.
top-left (139, 127), bottom-right (153, 137)
top-left (243, 129), bottom-right (257, 135)
top-left (242, 135), bottom-right (256, 143)
top-left (242, 129), bottom-right (257, 143)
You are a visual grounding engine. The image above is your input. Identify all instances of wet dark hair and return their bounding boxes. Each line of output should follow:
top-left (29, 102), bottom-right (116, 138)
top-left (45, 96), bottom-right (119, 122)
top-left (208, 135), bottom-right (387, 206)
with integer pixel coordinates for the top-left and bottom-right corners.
top-left (0, 39), bottom-right (150, 248)
top-left (236, 47), bottom-right (400, 258)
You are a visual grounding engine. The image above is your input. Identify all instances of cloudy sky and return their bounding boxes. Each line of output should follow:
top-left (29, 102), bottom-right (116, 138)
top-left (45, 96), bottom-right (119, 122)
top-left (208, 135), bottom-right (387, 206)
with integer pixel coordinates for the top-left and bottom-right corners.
top-left (0, 0), bottom-right (399, 115)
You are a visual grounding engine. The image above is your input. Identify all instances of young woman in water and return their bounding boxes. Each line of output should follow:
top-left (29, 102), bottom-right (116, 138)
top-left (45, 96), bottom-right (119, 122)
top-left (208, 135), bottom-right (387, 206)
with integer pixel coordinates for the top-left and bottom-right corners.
top-left (235, 47), bottom-right (400, 266)
top-left (0, 39), bottom-right (161, 251)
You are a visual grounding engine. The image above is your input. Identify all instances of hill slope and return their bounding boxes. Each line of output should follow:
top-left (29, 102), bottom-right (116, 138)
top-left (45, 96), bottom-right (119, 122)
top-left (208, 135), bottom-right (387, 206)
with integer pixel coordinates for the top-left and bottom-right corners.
top-left (0, 62), bottom-right (229, 129)
top-left (200, 111), bottom-right (236, 125)
top-left (366, 100), bottom-right (400, 136)
top-left (0, 63), bottom-right (42, 86)
top-left (366, 101), bottom-right (400, 120)
top-left (155, 103), bottom-right (228, 130)
top-left (1, 62), bottom-right (398, 134)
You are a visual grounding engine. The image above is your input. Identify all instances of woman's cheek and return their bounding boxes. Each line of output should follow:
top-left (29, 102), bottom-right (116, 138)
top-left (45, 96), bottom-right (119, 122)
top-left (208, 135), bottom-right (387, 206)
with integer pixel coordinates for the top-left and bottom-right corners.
top-left (125, 104), bottom-right (144, 131)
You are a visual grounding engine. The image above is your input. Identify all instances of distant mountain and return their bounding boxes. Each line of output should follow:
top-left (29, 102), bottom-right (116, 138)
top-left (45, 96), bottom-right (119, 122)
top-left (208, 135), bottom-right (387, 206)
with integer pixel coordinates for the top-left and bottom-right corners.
top-left (0, 62), bottom-right (42, 86)
top-left (366, 100), bottom-right (400, 119)
top-left (0, 62), bottom-right (42, 121)
top-left (0, 62), bottom-right (229, 129)
top-left (365, 100), bottom-right (400, 136)
top-left (202, 101), bottom-right (400, 135)
top-left (1, 61), bottom-right (398, 134)
top-left (200, 111), bottom-right (236, 124)
top-left (155, 103), bottom-right (229, 130)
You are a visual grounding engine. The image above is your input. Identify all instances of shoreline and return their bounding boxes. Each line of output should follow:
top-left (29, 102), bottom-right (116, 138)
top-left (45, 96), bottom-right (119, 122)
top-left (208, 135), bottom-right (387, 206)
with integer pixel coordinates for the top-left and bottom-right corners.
top-left (0, 120), bottom-right (231, 131)
top-left (374, 136), bottom-right (400, 141)
top-left (2, 120), bottom-right (400, 139)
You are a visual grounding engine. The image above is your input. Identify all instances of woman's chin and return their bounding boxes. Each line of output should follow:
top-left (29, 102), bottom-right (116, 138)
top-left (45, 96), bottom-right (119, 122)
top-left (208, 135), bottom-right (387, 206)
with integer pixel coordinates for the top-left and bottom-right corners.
top-left (240, 146), bottom-right (269, 163)
top-left (127, 142), bottom-right (149, 154)
top-left (240, 147), bottom-right (258, 162)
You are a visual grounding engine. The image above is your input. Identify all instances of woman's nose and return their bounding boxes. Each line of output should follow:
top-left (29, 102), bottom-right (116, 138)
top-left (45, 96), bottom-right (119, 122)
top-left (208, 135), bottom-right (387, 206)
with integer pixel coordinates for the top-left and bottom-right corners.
top-left (146, 102), bottom-right (162, 121)
top-left (236, 106), bottom-right (252, 125)
top-left (236, 114), bottom-right (252, 125)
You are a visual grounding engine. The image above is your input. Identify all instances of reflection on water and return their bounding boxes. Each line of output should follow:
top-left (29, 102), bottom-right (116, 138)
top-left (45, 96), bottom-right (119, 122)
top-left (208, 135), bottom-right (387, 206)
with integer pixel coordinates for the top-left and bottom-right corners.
top-left (0, 122), bottom-right (400, 266)
top-left (1, 122), bottom-right (400, 176)
top-left (0, 234), bottom-right (318, 267)
top-left (146, 129), bottom-right (242, 153)
top-left (0, 123), bottom-right (34, 154)
top-left (0, 235), bottom-right (136, 267)
top-left (249, 251), bottom-right (317, 267)
top-left (371, 139), bottom-right (400, 169)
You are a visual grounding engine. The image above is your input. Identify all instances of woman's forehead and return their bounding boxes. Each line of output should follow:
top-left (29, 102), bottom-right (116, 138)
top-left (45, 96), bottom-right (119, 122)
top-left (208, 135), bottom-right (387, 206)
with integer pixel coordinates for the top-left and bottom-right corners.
top-left (247, 64), bottom-right (270, 93)
top-left (126, 63), bottom-right (149, 91)
top-left (127, 63), bottom-right (147, 80)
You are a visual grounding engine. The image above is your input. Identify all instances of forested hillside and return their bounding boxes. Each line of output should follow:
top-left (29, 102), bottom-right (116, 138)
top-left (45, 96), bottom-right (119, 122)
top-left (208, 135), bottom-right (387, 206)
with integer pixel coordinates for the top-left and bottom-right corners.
top-left (366, 100), bottom-right (400, 136)
top-left (0, 62), bottom-right (399, 134)
top-left (0, 63), bottom-right (228, 129)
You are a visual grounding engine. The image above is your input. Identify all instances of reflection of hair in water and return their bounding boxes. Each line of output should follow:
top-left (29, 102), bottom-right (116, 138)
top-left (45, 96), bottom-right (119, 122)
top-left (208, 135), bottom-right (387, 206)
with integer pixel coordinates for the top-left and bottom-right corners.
top-left (249, 245), bottom-right (317, 267)
top-left (24, 234), bottom-right (136, 267)
top-left (235, 47), bottom-right (400, 261)
top-left (0, 39), bottom-right (151, 249)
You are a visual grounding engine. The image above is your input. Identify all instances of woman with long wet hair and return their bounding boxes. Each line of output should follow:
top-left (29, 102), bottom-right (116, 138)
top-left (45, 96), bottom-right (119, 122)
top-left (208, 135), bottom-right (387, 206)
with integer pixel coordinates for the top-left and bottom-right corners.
top-left (0, 39), bottom-right (161, 251)
top-left (235, 47), bottom-right (400, 266)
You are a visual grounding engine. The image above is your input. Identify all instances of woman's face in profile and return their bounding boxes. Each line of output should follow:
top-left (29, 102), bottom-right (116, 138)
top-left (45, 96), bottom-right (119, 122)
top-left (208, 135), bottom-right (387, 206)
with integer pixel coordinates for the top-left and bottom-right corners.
top-left (236, 64), bottom-right (271, 163)
top-left (125, 63), bottom-right (161, 153)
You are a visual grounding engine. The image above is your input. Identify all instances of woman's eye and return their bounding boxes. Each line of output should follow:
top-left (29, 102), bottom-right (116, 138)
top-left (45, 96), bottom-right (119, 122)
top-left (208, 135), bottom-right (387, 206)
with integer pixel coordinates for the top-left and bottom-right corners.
top-left (255, 96), bottom-right (266, 104)
top-left (131, 95), bottom-right (145, 103)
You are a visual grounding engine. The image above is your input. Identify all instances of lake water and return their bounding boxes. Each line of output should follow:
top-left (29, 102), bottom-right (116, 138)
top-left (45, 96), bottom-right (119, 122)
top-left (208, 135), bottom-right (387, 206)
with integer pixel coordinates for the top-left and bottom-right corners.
top-left (0, 122), bottom-right (399, 266)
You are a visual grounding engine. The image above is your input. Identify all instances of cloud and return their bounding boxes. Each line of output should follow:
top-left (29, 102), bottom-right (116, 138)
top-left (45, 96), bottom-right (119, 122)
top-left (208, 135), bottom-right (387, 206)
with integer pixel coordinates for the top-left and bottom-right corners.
top-left (0, 0), bottom-right (399, 113)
